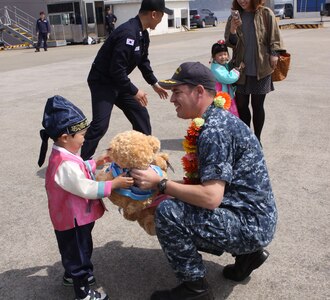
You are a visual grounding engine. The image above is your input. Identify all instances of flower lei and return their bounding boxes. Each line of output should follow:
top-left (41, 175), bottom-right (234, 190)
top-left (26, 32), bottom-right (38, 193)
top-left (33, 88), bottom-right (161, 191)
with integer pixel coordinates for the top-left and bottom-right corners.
top-left (181, 91), bottom-right (231, 184)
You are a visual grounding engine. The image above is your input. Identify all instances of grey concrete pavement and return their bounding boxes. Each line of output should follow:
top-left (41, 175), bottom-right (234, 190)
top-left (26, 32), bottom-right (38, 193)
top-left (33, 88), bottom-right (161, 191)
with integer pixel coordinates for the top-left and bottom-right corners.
top-left (0, 20), bottom-right (329, 300)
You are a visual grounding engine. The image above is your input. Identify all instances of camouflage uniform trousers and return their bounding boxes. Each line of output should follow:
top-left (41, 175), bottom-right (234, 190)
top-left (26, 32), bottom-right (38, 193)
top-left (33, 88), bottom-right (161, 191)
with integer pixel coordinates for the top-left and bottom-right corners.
top-left (155, 198), bottom-right (274, 281)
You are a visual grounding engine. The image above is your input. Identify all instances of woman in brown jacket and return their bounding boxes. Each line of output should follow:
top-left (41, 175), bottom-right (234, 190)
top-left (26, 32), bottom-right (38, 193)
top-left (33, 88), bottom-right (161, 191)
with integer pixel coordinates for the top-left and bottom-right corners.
top-left (225, 0), bottom-right (282, 143)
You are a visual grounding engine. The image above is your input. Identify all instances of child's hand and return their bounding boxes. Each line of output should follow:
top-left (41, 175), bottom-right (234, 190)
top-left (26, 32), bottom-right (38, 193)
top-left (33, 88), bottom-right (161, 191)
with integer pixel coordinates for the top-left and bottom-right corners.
top-left (111, 174), bottom-right (134, 190)
top-left (238, 62), bottom-right (245, 70)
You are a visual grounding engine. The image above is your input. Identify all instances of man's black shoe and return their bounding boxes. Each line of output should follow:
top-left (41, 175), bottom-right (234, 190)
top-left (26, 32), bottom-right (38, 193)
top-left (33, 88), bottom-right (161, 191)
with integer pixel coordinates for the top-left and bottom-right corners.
top-left (150, 277), bottom-right (214, 300)
top-left (223, 249), bottom-right (269, 282)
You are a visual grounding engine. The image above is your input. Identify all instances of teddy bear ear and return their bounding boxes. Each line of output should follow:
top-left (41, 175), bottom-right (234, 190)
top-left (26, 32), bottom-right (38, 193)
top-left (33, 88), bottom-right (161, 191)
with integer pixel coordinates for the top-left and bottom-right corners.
top-left (158, 152), bottom-right (169, 162)
top-left (147, 136), bottom-right (161, 153)
top-left (106, 146), bottom-right (115, 161)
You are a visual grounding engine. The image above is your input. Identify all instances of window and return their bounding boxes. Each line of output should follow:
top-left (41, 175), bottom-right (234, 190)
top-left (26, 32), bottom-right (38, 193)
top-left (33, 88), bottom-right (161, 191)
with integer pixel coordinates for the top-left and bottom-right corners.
top-left (201, 9), bottom-right (211, 14)
top-left (47, 3), bottom-right (74, 14)
top-left (86, 3), bottom-right (95, 24)
top-left (95, 6), bottom-right (104, 24)
top-left (74, 2), bottom-right (82, 24)
top-left (181, 9), bottom-right (188, 26)
top-left (168, 11), bottom-right (174, 27)
top-left (49, 14), bottom-right (62, 25)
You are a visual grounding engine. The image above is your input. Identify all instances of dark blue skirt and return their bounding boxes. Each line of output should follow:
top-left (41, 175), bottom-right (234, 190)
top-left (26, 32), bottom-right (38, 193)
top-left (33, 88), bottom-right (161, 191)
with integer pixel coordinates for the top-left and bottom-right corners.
top-left (236, 75), bottom-right (274, 95)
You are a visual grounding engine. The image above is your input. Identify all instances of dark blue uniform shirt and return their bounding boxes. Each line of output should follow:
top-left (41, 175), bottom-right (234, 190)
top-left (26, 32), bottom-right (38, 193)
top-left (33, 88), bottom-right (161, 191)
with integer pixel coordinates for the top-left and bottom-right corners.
top-left (88, 15), bottom-right (157, 95)
top-left (36, 18), bottom-right (50, 33)
top-left (105, 13), bottom-right (117, 27)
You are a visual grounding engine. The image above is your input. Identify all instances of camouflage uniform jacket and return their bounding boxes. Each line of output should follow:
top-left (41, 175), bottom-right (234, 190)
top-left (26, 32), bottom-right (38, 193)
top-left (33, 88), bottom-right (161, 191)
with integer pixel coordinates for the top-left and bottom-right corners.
top-left (198, 104), bottom-right (277, 247)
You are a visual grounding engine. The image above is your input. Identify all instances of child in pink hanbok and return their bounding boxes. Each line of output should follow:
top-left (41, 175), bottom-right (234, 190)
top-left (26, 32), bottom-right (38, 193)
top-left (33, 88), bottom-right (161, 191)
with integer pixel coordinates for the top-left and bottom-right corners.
top-left (38, 95), bottom-right (133, 300)
top-left (210, 40), bottom-right (243, 117)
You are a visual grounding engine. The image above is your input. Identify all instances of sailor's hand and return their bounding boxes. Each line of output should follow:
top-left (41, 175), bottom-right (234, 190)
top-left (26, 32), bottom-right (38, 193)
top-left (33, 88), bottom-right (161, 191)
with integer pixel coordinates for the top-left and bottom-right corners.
top-left (134, 89), bottom-right (148, 106)
top-left (130, 168), bottom-right (161, 190)
top-left (152, 83), bottom-right (168, 100)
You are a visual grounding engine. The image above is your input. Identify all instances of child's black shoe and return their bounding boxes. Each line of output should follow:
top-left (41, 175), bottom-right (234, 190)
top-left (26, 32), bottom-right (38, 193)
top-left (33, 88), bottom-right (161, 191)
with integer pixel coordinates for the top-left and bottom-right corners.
top-left (75, 289), bottom-right (109, 300)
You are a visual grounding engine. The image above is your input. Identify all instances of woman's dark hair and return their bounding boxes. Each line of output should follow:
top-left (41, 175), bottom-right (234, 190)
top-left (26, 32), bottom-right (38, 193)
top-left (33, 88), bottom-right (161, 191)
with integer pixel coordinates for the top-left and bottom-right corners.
top-left (232, 0), bottom-right (265, 12)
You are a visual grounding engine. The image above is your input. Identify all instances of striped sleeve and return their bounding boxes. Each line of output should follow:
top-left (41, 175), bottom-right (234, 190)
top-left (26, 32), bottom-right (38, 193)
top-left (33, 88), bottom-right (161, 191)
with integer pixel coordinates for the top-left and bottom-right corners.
top-left (55, 161), bottom-right (112, 199)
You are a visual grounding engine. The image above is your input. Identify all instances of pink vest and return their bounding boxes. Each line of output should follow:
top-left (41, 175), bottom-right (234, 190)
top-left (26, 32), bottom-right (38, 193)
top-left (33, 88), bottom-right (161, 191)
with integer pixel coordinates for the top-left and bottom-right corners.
top-left (216, 82), bottom-right (240, 118)
top-left (45, 149), bottom-right (105, 231)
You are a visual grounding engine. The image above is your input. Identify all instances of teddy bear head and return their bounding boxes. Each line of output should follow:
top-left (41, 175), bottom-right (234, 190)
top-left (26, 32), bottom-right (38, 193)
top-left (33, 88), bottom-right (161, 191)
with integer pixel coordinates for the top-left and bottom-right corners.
top-left (107, 130), bottom-right (160, 170)
top-left (96, 130), bottom-right (170, 235)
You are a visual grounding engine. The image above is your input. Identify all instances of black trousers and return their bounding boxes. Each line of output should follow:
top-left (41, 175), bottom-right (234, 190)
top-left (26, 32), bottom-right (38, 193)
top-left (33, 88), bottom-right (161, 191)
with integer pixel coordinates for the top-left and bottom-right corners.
top-left (36, 32), bottom-right (48, 50)
top-left (235, 93), bottom-right (266, 141)
top-left (107, 25), bottom-right (115, 35)
top-left (55, 221), bottom-right (94, 298)
top-left (81, 81), bottom-right (151, 160)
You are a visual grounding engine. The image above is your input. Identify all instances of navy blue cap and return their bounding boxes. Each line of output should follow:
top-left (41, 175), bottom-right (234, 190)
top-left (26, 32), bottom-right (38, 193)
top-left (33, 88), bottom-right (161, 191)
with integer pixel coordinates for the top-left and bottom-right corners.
top-left (158, 62), bottom-right (216, 91)
top-left (42, 95), bottom-right (88, 139)
top-left (38, 95), bottom-right (89, 166)
top-left (140, 0), bottom-right (173, 15)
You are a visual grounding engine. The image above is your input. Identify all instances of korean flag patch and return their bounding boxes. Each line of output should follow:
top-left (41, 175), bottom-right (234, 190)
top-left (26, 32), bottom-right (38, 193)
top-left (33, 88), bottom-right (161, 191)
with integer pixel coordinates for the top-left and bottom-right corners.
top-left (126, 38), bottom-right (135, 46)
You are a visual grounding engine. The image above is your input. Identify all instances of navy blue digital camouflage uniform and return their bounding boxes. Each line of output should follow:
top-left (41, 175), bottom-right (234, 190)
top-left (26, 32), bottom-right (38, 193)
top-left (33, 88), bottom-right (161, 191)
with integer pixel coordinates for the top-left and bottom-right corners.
top-left (155, 104), bottom-right (277, 281)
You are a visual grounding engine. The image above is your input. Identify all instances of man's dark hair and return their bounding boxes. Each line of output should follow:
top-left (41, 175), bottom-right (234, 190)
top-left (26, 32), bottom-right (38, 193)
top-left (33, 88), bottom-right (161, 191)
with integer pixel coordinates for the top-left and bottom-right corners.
top-left (186, 84), bottom-right (216, 97)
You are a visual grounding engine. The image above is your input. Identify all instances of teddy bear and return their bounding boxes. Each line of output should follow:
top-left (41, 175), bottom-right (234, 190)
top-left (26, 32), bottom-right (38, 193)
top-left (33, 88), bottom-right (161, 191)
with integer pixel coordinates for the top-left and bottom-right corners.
top-left (96, 130), bottom-right (169, 235)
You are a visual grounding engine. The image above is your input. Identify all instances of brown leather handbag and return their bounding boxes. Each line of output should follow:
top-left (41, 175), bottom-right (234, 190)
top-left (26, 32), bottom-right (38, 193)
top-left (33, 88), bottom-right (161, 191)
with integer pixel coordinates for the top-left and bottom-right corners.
top-left (272, 51), bottom-right (291, 82)
top-left (262, 9), bottom-right (291, 82)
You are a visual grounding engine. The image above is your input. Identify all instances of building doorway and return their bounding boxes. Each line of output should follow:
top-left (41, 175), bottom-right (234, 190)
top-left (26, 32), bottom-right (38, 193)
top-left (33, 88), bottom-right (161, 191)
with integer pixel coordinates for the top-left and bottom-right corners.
top-left (94, 1), bottom-right (105, 37)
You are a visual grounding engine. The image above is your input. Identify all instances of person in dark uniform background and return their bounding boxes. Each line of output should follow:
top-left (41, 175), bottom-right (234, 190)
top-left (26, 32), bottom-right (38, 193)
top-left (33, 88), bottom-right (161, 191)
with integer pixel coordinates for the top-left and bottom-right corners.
top-left (105, 8), bottom-right (117, 35)
top-left (35, 11), bottom-right (51, 52)
top-left (81, 0), bottom-right (173, 160)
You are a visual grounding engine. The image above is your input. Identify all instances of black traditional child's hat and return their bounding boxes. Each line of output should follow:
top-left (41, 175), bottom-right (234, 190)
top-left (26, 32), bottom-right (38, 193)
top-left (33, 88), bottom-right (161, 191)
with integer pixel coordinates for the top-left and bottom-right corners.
top-left (37, 95), bottom-right (89, 167)
top-left (211, 40), bottom-right (229, 57)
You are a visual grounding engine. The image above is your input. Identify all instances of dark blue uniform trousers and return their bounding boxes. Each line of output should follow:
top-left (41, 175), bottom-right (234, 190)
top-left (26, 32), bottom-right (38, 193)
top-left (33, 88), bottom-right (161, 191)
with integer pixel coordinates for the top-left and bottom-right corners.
top-left (55, 221), bottom-right (94, 298)
top-left (155, 199), bottom-right (270, 281)
top-left (81, 81), bottom-right (151, 160)
top-left (36, 32), bottom-right (48, 50)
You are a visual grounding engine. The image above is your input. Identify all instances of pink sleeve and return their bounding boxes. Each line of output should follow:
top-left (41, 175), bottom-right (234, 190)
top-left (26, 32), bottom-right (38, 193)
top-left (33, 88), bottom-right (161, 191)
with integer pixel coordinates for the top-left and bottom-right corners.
top-left (104, 181), bottom-right (112, 197)
top-left (88, 159), bottom-right (97, 173)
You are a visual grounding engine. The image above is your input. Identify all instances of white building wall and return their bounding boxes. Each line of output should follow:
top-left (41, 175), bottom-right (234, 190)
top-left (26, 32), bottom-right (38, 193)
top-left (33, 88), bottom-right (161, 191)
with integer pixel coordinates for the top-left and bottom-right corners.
top-left (111, 3), bottom-right (141, 27)
top-left (166, 1), bottom-right (190, 34)
top-left (111, 0), bottom-right (189, 36)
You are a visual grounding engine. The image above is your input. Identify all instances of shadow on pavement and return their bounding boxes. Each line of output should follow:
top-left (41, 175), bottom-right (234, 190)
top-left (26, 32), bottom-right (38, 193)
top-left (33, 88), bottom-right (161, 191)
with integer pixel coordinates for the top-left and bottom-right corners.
top-left (0, 240), bottom-right (239, 299)
top-left (160, 139), bottom-right (183, 151)
top-left (36, 167), bottom-right (46, 179)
